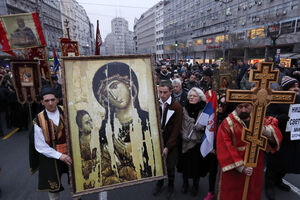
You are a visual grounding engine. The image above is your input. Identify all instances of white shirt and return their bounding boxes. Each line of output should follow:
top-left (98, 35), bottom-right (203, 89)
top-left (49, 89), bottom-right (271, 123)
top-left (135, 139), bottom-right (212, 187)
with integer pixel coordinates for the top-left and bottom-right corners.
top-left (34, 107), bottom-right (62, 159)
top-left (159, 96), bottom-right (172, 125)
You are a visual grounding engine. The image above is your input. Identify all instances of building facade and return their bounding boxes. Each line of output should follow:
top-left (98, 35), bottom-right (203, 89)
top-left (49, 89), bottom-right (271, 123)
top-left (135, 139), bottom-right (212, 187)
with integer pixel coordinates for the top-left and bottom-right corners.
top-left (162, 0), bottom-right (300, 64)
top-left (38, 0), bottom-right (64, 57)
top-left (155, 1), bottom-right (165, 61)
top-left (104, 17), bottom-right (135, 55)
top-left (60, 0), bottom-right (95, 56)
top-left (134, 0), bottom-right (300, 64)
top-left (73, 1), bottom-right (94, 55)
top-left (60, 0), bottom-right (77, 41)
top-left (134, 5), bottom-right (156, 55)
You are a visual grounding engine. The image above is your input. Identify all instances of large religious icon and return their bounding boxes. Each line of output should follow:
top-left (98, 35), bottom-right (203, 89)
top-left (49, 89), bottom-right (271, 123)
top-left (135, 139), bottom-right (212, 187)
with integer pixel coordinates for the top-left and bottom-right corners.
top-left (62, 55), bottom-right (165, 197)
top-left (0, 13), bottom-right (46, 51)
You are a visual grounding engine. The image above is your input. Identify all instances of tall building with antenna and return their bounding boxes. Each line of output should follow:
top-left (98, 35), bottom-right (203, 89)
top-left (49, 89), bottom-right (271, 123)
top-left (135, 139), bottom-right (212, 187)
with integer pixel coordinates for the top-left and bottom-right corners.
top-left (104, 17), bottom-right (135, 55)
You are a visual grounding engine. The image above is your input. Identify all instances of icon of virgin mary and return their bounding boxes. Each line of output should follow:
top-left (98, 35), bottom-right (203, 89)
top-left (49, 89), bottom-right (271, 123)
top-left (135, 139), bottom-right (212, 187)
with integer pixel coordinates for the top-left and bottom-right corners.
top-left (92, 62), bottom-right (156, 185)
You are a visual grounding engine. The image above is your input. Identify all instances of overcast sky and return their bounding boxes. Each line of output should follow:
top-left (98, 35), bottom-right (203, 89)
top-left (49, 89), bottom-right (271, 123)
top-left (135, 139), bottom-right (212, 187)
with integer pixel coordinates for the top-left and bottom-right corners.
top-left (77, 0), bottom-right (161, 39)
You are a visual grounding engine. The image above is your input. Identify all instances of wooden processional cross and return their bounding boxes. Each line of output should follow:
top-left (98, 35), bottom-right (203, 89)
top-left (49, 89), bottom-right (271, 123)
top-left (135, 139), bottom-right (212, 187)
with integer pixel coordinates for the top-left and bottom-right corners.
top-left (226, 62), bottom-right (296, 200)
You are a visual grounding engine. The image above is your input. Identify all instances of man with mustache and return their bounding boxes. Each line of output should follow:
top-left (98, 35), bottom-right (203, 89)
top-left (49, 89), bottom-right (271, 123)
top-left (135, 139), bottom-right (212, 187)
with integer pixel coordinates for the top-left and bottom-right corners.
top-left (216, 102), bottom-right (282, 200)
top-left (265, 76), bottom-right (300, 200)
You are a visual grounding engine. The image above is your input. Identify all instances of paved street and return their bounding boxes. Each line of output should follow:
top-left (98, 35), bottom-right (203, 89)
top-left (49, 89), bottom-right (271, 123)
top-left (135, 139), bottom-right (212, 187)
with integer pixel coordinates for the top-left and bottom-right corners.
top-left (1, 123), bottom-right (300, 200)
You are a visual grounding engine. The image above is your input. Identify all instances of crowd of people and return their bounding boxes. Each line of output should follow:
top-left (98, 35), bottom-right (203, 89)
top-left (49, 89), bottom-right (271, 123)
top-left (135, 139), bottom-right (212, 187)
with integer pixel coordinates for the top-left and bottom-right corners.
top-left (154, 59), bottom-right (300, 200)
top-left (1, 59), bottom-right (300, 200)
top-left (0, 66), bottom-right (62, 136)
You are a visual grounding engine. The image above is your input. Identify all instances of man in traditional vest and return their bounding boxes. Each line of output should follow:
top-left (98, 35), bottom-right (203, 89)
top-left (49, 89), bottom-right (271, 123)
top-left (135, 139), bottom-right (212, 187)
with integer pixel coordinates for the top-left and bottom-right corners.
top-left (29, 87), bottom-right (72, 200)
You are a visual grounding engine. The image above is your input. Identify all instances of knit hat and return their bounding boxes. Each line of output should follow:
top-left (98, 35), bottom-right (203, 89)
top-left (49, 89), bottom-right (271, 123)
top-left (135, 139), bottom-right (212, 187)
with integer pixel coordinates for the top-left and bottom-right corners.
top-left (40, 86), bottom-right (58, 98)
top-left (281, 76), bottom-right (298, 90)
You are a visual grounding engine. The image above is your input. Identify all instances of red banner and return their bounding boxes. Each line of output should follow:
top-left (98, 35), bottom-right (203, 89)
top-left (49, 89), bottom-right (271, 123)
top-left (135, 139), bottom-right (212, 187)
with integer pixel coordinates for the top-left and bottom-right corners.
top-left (95, 20), bottom-right (102, 55)
top-left (0, 12), bottom-right (46, 54)
top-left (11, 60), bottom-right (42, 104)
top-left (60, 38), bottom-right (79, 56)
top-left (24, 47), bottom-right (50, 81)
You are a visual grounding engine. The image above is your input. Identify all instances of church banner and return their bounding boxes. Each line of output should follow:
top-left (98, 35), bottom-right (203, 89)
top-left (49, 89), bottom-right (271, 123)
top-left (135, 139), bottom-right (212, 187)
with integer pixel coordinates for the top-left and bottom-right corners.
top-left (61, 55), bottom-right (166, 197)
top-left (60, 38), bottom-right (79, 57)
top-left (24, 47), bottom-right (51, 81)
top-left (11, 60), bottom-right (42, 104)
top-left (0, 13), bottom-right (46, 52)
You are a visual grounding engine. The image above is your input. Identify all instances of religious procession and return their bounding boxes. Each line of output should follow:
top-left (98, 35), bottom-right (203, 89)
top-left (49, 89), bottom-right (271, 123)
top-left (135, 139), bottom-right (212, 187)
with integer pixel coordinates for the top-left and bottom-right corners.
top-left (1, 0), bottom-right (300, 200)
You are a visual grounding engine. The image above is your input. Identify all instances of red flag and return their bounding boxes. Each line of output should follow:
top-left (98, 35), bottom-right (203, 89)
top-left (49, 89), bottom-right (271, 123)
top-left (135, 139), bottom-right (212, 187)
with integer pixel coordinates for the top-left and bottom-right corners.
top-left (95, 20), bottom-right (102, 55)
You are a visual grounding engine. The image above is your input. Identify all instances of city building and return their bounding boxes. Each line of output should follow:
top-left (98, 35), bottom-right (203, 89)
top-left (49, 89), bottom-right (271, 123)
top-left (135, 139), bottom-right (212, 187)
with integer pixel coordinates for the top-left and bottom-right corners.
top-left (134, 0), bottom-right (300, 65)
top-left (60, 0), bottom-right (95, 56)
top-left (104, 17), bottom-right (135, 55)
top-left (73, 1), bottom-right (95, 55)
top-left (60, 0), bottom-right (77, 41)
top-left (155, 1), bottom-right (165, 61)
top-left (162, 0), bottom-right (300, 65)
top-left (134, 4), bottom-right (156, 55)
top-left (38, 0), bottom-right (64, 57)
top-left (134, 1), bottom-right (167, 61)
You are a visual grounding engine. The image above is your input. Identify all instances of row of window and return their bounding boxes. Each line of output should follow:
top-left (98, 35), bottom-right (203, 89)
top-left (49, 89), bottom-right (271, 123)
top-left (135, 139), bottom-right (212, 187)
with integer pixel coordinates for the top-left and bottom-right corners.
top-left (164, 17), bottom-right (300, 46)
top-left (156, 44), bottom-right (164, 51)
top-left (235, 19), bottom-right (300, 40)
top-left (163, 0), bottom-right (295, 38)
top-left (164, 18), bottom-right (299, 50)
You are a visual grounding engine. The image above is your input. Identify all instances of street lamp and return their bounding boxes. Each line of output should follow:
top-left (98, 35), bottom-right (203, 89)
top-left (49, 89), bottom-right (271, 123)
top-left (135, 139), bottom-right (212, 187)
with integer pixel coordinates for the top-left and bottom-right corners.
top-left (266, 23), bottom-right (280, 62)
top-left (174, 40), bottom-right (178, 47)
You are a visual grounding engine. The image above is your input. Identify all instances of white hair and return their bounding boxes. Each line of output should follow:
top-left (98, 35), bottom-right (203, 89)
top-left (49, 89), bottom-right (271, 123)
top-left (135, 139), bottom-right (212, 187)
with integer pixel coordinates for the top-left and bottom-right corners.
top-left (187, 87), bottom-right (206, 102)
top-left (172, 78), bottom-right (182, 86)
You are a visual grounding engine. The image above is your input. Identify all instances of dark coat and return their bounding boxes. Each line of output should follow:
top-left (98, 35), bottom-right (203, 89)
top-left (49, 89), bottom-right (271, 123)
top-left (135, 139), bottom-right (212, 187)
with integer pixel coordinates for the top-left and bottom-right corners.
top-left (182, 80), bottom-right (200, 92)
top-left (0, 86), bottom-right (9, 112)
top-left (234, 64), bottom-right (248, 89)
top-left (158, 71), bottom-right (172, 80)
top-left (266, 95), bottom-right (300, 173)
top-left (160, 98), bottom-right (183, 151)
top-left (172, 90), bottom-right (188, 107)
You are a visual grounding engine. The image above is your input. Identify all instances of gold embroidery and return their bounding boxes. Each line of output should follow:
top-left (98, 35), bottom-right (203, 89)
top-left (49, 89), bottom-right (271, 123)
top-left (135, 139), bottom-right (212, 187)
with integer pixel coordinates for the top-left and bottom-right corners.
top-left (226, 117), bottom-right (234, 133)
top-left (38, 111), bottom-right (50, 143)
top-left (232, 110), bottom-right (247, 128)
top-left (222, 160), bottom-right (244, 172)
top-left (226, 117), bottom-right (236, 146)
top-left (48, 180), bottom-right (58, 190)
